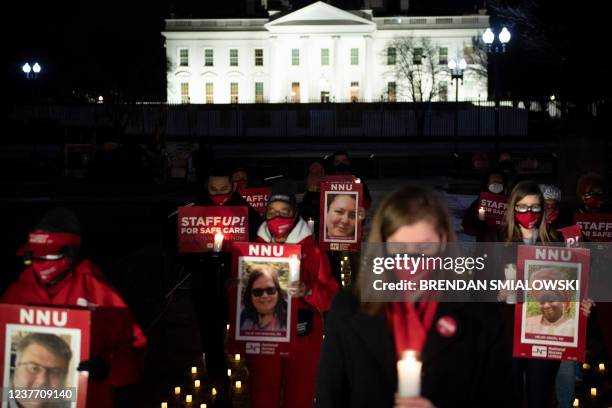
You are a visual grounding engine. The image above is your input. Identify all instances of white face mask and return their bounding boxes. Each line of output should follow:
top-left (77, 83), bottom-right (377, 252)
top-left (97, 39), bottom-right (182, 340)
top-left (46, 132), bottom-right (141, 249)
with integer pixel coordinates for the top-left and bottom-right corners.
top-left (488, 183), bottom-right (504, 194)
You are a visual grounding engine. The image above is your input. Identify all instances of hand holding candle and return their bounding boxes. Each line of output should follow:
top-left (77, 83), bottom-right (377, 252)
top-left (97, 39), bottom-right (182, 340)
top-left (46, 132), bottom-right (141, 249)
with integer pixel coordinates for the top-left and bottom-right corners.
top-left (477, 206), bottom-right (486, 221)
top-left (213, 232), bottom-right (224, 252)
top-left (307, 217), bottom-right (315, 233)
top-left (397, 350), bottom-right (421, 397)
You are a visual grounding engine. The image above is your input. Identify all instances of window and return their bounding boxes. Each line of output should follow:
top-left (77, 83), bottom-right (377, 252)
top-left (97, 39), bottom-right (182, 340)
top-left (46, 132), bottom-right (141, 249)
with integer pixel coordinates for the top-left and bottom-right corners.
top-left (292, 49), bottom-right (300, 66)
top-left (387, 47), bottom-right (396, 65)
top-left (255, 82), bottom-right (264, 103)
top-left (230, 82), bottom-right (239, 103)
top-left (206, 83), bottom-right (214, 104)
top-left (413, 47), bottom-right (423, 65)
top-left (230, 49), bottom-right (238, 66)
top-left (180, 82), bottom-right (190, 103)
top-left (321, 91), bottom-right (330, 103)
top-left (387, 82), bottom-right (397, 102)
top-left (291, 82), bottom-right (300, 103)
top-left (205, 49), bottom-right (214, 66)
top-left (321, 48), bottom-right (330, 66)
top-left (439, 47), bottom-right (448, 66)
top-left (438, 81), bottom-right (448, 101)
top-left (351, 48), bottom-right (359, 65)
top-left (179, 49), bottom-right (189, 67)
top-left (255, 49), bottom-right (264, 66)
top-left (350, 81), bottom-right (359, 102)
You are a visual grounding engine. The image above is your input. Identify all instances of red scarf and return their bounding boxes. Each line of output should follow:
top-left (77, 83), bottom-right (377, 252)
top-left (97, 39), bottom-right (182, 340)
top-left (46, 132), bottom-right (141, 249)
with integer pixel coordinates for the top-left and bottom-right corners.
top-left (387, 301), bottom-right (438, 357)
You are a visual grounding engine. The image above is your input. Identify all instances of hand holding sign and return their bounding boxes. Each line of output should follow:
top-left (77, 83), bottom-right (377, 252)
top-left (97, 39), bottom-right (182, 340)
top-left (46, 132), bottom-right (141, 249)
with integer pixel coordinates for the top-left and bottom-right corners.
top-left (178, 206), bottom-right (249, 253)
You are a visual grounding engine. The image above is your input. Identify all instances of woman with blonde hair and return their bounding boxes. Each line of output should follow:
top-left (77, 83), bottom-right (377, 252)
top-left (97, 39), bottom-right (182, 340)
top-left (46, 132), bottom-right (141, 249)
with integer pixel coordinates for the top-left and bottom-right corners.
top-left (316, 186), bottom-right (511, 408)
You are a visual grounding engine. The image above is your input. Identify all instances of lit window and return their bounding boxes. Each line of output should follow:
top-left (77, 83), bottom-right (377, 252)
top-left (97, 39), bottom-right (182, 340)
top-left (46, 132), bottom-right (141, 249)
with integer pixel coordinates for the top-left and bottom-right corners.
top-left (255, 82), bottom-right (264, 103)
top-left (387, 82), bottom-right (397, 102)
top-left (350, 81), bottom-right (359, 102)
top-left (206, 83), bottom-right (214, 104)
top-left (181, 82), bottom-right (189, 103)
top-left (230, 82), bottom-right (239, 103)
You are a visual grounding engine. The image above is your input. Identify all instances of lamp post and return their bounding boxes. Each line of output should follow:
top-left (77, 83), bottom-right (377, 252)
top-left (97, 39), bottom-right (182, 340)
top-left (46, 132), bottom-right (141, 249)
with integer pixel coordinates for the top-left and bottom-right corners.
top-left (448, 58), bottom-right (467, 154)
top-left (482, 27), bottom-right (511, 152)
top-left (22, 62), bottom-right (42, 79)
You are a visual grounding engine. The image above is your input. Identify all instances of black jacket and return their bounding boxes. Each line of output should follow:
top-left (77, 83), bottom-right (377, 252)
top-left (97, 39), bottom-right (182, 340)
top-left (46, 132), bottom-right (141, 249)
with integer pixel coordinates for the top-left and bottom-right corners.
top-left (315, 290), bottom-right (513, 408)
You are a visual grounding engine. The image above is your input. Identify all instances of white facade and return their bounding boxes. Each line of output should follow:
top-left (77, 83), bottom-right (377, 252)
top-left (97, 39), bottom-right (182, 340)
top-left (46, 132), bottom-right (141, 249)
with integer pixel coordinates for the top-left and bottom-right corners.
top-left (162, 1), bottom-right (489, 104)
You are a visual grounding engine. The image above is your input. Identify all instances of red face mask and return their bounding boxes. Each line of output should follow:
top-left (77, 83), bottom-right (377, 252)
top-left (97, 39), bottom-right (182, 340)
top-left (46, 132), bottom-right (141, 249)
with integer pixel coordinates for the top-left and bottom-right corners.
top-left (584, 196), bottom-right (604, 209)
top-left (514, 212), bottom-right (542, 229)
top-left (234, 180), bottom-right (248, 191)
top-left (267, 217), bottom-right (295, 240)
top-left (545, 209), bottom-right (560, 224)
top-left (210, 193), bottom-right (231, 206)
top-left (32, 258), bottom-right (71, 284)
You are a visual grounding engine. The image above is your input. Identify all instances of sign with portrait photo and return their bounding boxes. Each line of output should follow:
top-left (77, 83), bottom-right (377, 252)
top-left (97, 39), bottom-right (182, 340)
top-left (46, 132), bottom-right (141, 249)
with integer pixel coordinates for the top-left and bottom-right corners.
top-left (513, 245), bottom-right (590, 361)
top-left (228, 242), bottom-right (301, 357)
top-left (319, 177), bottom-right (363, 252)
top-left (0, 304), bottom-right (91, 408)
top-left (178, 206), bottom-right (249, 253)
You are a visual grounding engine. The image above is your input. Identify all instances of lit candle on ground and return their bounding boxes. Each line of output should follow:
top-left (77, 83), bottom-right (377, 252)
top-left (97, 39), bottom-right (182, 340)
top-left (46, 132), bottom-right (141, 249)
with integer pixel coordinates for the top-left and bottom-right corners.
top-left (235, 353), bottom-right (241, 362)
top-left (213, 232), bottom-right (224, 252)
top-left (227, 369), bottom-right (232, 377)
top-left (226, 324), bottom-right (230, 332)
top-left (191, 366), bottom-right (197, 375)
top-left (478, 207), bottom-right (486, 221)
top-left (397, 350), bottom-right (421, 397)
top-left (175, 386), bottom-right (181, 396)
top-left (235, 381), bottom-right (242, 390)
top-left (307, 218), bottom-right (315, 233)
top-left (598, 363), bottom-right (606, 372)
top-left (583, 363), bottom-right (591, 370)
top-left (212, 387), bottom-right (217, 397)
top-left (200, 405), bottom-right (207, 408)
top-left (186, 395), bottom-right (193, 403)
top-left (194, 380), bottom-right (201, 388)
top-left (572, 398), bottom-right (579, 407)
top-left (161, 403), bottom-right (168, 408)
top-left (590, 388), bottom-right (597, 397)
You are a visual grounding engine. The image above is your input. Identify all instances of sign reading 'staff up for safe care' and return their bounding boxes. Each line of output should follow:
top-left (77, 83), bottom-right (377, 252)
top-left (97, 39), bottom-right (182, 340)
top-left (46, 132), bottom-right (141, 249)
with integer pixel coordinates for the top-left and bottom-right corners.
top-left (178, 206), bottom-right (249, 253)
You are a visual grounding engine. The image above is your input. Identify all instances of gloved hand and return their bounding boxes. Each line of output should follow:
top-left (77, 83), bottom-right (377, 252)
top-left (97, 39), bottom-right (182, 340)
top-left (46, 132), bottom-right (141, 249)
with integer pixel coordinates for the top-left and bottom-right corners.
top-left (77, 355), bottom-right (109, 382)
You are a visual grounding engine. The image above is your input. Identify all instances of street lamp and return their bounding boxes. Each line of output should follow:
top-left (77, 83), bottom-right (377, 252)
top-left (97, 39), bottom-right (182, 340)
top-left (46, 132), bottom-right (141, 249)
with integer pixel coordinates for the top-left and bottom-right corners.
top-left (447, 58), bottom-right (467, 102)
top-left (482, 26), bottom-right (511, 152)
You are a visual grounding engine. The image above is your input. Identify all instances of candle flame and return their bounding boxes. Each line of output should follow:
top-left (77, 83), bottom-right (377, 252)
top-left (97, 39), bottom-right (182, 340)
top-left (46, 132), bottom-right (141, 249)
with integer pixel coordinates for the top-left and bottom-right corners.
top-left (402, 350), bottom-right (417, 361)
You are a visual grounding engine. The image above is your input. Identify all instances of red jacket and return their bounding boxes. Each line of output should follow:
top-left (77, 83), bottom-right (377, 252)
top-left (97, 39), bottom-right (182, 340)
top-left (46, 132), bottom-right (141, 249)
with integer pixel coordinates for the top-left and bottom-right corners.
top-left (1, 259), bottom-right (147, 408)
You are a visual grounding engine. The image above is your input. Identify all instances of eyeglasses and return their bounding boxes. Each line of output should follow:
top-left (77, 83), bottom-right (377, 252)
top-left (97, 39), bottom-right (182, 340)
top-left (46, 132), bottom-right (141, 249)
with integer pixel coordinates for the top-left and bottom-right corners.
top-left (17, 362), bottom-right (66, 380)
top-left (584, 191), bottom-right (604, 199)
top-left (265, 209), bottom-right (294, 219)
top-left (251, 287), bottom-right (277, 297)
top-left (33, 254), bottom-right (65, 261)
top-left (514, 204), bottom-right (542, 213)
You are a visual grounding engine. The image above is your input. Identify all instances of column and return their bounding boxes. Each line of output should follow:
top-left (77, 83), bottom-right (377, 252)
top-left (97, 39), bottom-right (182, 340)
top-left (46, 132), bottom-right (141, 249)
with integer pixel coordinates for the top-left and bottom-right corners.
top-left (364, 35), bottom-right (373, 102)
top-left (333, 35), bottom-right (341, 102)
top-left (269, 36), bottom-right (280, 103)
top-left (301, 35), bottom-right (309, 102)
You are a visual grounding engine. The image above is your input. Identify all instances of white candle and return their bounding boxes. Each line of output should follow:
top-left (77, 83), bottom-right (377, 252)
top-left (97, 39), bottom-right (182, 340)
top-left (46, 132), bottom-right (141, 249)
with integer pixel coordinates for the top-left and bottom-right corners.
top-left (161, 403), bottom-right (168, 408)
top-left (211, 387), bottom-right (217, 397)
top-left (227, 369), bottom-right (232, 377)
top-left (478, 206), bottom-right (486, 221)
top-left (590, 387), bottom-right (597, 397)
top-left (175, 386), bottom-right (181, 395)
top-left (582, 363), bottom-right (591, 370)
top-left (598, 363), bottom-right (606, 372)
top-left (226, 324), bottom-right (230, 332)
top-left (186, 395), bottom-right (193, 403)
top-left (572, 398), bottom-right (579, 407)
top-left (201, 405), bottom-right (207, 408)
top-left (234, 353), bottom-right (241, 362)
top-left (213, 232), bottom-right (224, 252)
top-left (194, 380), bottom-right (200, 388)
top-left (191, 366), bottom-right (197, 374)
top-left (307, 218), bottom-right (315, 233)
top-left (397, 350), bottom-right (421, 397)
top-left (235, 381), bottom-right (242, 390)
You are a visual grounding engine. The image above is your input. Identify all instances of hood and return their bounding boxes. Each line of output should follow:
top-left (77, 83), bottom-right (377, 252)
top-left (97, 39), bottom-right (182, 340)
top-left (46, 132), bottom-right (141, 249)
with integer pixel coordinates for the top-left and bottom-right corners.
top-left (257, 217), bottom-right (312, 244)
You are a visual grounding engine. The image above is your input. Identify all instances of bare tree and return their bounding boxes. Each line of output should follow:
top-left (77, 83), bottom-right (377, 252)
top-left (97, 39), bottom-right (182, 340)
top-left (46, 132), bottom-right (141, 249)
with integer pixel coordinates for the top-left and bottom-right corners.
top-left (386, 36), bottom-right (446, 102)
top-left (464, 35), bottom-right (488, 82)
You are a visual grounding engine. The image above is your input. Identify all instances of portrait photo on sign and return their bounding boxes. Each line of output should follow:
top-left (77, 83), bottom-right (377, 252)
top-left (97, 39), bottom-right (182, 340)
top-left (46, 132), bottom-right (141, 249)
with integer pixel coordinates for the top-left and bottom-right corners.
top-left (323, 191), bottom-right (358, 243)
top-left (520, 261), bottom-right (580, 347)
top-left (236, 257), bottom-right (292, 343)
top-left (2, 325), bottom-right (81, 408)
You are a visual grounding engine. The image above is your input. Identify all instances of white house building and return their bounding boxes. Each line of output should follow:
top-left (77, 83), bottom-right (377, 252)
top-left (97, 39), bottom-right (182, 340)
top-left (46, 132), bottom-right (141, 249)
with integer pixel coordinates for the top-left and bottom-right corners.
top-left (162, 1), bottom-right (489, 104)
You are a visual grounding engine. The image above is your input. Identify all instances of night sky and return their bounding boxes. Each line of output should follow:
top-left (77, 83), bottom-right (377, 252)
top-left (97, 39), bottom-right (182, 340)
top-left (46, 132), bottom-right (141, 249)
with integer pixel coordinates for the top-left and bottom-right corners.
top-left (7, 0), bottom-right (607, 103)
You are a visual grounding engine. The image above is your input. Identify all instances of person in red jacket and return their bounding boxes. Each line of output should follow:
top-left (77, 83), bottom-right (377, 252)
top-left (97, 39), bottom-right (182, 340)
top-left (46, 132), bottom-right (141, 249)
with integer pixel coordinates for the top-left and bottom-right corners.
top-left (246, 182), bottom-right (339, 408)
top-left (1, 208), bottom-right (147, 408)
